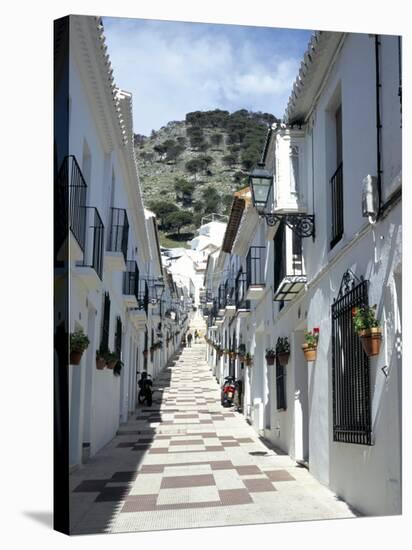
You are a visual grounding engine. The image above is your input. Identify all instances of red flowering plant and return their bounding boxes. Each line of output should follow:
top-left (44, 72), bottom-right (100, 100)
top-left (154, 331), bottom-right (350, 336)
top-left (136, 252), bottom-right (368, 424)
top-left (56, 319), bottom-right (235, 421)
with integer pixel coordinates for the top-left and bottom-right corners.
top-left (304, 328), bottom-right (320, 348)
top-left (352, 305), bottom-right (380, 333)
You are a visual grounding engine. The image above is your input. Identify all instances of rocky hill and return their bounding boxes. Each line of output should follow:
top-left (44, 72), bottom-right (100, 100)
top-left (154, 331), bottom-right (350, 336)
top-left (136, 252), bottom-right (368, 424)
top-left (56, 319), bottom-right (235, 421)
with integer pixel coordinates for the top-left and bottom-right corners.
top-left (134, 109), bottom-right (278, 243)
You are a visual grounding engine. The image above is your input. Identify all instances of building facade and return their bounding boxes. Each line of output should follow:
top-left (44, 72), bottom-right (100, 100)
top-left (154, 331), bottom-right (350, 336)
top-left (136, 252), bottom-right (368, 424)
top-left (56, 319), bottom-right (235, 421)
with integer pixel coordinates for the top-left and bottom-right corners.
top-left (204, 31), bottom-right (402, 516)
top-left (56, 16), bottom-right (188, 468)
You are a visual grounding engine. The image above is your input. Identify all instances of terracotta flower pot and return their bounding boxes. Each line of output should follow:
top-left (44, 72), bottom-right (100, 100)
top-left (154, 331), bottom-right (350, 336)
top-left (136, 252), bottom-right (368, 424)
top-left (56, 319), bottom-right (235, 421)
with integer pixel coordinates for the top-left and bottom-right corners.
top-left (106, 360), bottom-right (117, 370)
top-left (265, 356), bottom-right (275, 366)
top-left (246, 358), bottom-right (253, 367)
top-left (96, 356), bottom-right (106, 370)
top-left (143, 350), bottom-right (148, 358)
top-left (238, 354), bottom-right (245, 363)
top-left (230, 352), bottom-right (236, 360)
top-left (70, 350), bottom-right (83, 365)
top-left (277, 352), bottom-right (290, 367)
top-left (359, 327), bottom-right (382, 357)
top-left (302, 344), bottom-right (317, 361)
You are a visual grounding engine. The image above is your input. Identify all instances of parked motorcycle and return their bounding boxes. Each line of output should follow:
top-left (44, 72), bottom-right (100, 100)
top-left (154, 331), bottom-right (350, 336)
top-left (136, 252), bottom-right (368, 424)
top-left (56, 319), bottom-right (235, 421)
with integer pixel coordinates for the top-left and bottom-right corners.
top-left (137, 371), bottom-right (153, 407)
top-left (221, 376), bottom-right (236, 407)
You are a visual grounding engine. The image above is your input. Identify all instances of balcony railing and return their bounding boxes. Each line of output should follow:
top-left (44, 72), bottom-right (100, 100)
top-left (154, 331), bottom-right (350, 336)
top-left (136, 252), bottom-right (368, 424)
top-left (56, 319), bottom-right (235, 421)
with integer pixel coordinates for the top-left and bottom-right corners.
top-left (137, 279), bottom-right (149, 314)
top-left (218, 283), bottom-right (226, 311)
top-left (225, 278), bottom-right (236, 307)
top-left (330, 162), bottom-right (343, 248)
top-left (235, 270), bottom-right (250, 311)
top-left (107, 207), bottom-right (129, 261)
top-left (246, 246), bottom-right (266, 289)
top-left (80, 207), bottom-right (104, 280)
top-left (123, 260), bottom-right (139, 301)
top-left (55, 155), bottom-right (87, 254)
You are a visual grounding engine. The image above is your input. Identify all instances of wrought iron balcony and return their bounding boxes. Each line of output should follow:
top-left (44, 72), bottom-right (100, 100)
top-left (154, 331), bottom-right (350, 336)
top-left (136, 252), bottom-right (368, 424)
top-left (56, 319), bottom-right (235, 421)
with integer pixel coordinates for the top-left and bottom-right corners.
top-left (55, 155), bottom-right (87, 259)
top-left (137, 279), bottom-right (149, 314)
top-left (123, 260), bottom-right (139, 307)
top-left (106, 207), bottom-right (129, 268)
top-left (330, 162), bottom-right (343, 248)
top-left (235, 270), bottom-right (250, 316)
top-left (246, 246), bottom-right (266, 300)
top-left (77, 207), bottom-right (104, 281)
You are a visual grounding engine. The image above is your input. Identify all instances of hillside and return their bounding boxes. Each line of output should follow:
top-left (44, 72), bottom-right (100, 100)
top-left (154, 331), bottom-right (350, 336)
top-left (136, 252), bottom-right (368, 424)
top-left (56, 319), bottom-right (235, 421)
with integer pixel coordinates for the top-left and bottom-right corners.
top-left (134, 109), bottom-right (278, 246)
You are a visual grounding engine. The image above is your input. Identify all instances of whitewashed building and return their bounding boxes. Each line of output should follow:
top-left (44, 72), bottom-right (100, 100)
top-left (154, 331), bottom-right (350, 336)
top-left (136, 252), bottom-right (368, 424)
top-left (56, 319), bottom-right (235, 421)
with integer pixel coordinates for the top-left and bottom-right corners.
top-left (205, 31), bottom-right (401, 517)
top-left (56, 15), bottom-right (187, 468)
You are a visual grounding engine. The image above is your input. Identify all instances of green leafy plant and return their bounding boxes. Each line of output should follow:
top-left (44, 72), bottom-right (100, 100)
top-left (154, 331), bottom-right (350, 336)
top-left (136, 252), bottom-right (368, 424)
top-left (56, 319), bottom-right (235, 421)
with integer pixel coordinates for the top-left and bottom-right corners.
top-left (265, 348), bottom-right (276, 359)
top-left (352, 305), bottom-right (380, 333)
top-left (70, 329), bottom-right (90, 353)
top-left (104, 351), bottom-right (119, 363)
top-left (304, 328), bottom-right (319, 348)
top-left (276, 337), bottom-right (290, 354)
top-left (113, 360), bottom-right (123, 377)
top-left (237, 343), bottom-right (246, 355)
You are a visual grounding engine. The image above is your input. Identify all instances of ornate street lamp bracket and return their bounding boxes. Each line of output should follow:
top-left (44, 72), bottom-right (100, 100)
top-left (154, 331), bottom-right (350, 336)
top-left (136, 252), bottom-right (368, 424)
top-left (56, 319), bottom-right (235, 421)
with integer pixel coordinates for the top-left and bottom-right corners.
top-left (262, 213), bottom-right (315, 239)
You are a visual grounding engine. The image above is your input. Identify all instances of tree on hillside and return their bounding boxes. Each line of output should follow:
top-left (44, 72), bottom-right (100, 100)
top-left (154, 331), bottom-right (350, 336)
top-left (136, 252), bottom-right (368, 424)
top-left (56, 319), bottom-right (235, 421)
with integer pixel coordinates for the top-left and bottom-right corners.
top-left (165, 210), bottom-right (194, 234)
top-left (185, 158), bottom-right (205, 179)
top-left (174, 178), bottom-right (195, 205)
top-left (148, 201), bottom-right (179, 228)
top-left (202, 187), bottom-right (220, 214)
top-left (222, 154), bottom-right (238, 168)
top-left (210, 133), bottom-right (223, 146)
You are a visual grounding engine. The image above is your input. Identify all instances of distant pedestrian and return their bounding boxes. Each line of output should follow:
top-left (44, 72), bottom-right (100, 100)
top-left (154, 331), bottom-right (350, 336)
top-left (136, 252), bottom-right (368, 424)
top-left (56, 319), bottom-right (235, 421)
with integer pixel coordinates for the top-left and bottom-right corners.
top-left (187, 332), bottom-right (193, 347)
top-left (194, 329), bottom-right (199, 343)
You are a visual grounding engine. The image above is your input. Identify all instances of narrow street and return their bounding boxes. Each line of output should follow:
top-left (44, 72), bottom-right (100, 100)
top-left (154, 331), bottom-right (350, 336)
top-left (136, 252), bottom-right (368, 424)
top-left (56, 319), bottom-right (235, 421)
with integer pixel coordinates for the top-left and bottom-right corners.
top-left (69, 320), bottom-right (356, 535)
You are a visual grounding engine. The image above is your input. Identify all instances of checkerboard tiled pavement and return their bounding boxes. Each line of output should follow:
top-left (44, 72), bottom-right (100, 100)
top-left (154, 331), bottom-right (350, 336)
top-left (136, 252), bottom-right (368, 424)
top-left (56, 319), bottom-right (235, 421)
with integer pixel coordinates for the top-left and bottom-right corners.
top-left (69, 339), bottom-right (357, 535)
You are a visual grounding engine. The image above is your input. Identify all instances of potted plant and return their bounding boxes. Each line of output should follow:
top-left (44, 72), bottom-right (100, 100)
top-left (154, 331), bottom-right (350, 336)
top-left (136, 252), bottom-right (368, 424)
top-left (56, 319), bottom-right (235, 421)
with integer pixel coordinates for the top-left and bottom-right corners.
top-left (216, 346), bottom-right (223, 358)
top-left (113, 360), bottom-right (123, 377)
top-left (265, 348), bottom-right (276, 366)
top-left (276, 337), bottom-right (290, 366)
top-left (95, 348), bottom-right (107, 370)
top-left (245, 353), bottom-right (253, 367)
top-left (143, 349), bottom-right (149, 358)
top-left (223, 347), bottom-right (229, 357)
top-left (229, 350), bottom-right (236, 360)
top-left (70, 329), bottom-right (90, 365)
top-left (104, 351), bottom-right (119, 370)
top-left (302, 328), bottom-right (319, 361)
top-left (237, 343), bottom-right (246, 362)
top-left (352, 304), bottom-right (382, 357)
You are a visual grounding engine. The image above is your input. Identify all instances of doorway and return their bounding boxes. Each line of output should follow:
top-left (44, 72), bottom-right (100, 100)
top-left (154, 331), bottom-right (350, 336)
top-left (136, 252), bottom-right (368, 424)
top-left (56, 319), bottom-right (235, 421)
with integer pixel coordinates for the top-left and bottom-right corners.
top-left (294, 330), bottom-right (309, 463)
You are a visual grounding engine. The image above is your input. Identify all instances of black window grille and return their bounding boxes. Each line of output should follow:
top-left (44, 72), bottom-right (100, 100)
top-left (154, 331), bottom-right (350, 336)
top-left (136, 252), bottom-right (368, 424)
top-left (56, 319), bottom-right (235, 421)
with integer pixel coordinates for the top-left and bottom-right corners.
top-left (273, 224), bottom-right (286, 292)
top-left (275, 356), bottom-right (286, 410)
top-left (330, 162), bottom-right (343, 248)
top-left (331, 270), bottom-right (372, 445)
top-left (235, 269), bottom-right (250, 311)
top-left (100, 292), bottom-right (111, 353)
top-left (81, 207), bottom-right (104, 280)
top-left (114, 316), bottom-right (122, 358)
top-left (246, 246), bottom-right (266, 288)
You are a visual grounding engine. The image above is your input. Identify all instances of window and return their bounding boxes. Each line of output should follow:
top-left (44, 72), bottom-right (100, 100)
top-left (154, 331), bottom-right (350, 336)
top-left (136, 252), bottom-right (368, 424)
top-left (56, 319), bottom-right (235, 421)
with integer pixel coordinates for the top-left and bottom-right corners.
top-left (290, 144), bottom-right (299, 195)
top-left (115, 316), bottom-right (122, 358)
top-left (331, 271), bottom-right (372, 445)
top-left (273, 224), bottom-right (286, 292)
top-left (100, 292), bottom-right (111, 352)
top-left (330, 104), bottom-right (343, 248)
top-left (275, 356), bottom-right (286, 410)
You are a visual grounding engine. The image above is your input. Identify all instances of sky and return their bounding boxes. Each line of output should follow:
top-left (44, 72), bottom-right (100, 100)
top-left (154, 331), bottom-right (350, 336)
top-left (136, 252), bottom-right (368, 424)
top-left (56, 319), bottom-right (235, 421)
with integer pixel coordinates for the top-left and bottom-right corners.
top-left (102, 17), bottom-right (312, 136)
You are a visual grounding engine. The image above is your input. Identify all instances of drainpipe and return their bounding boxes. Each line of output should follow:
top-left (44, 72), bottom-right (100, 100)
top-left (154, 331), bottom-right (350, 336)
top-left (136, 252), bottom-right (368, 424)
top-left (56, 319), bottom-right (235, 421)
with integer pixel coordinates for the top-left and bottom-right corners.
top-left (398, 36), bottom-right (402, 128)
top-left (375, 35), bottom-right (383, 218)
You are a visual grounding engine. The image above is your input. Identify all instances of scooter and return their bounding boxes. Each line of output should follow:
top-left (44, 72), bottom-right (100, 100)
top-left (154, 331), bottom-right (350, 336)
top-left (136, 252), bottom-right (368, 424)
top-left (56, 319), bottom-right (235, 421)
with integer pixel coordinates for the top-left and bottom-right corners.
top-left (137, 371), bottom-right (153, 407)
top-left (221, 376), bottom-right (236, 407)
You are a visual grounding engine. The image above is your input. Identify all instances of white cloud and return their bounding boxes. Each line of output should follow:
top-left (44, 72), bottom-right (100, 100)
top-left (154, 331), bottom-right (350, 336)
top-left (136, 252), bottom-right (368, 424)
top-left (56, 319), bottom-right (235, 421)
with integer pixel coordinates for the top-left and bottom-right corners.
top-left (103, 19), bottom-right (310, 135)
